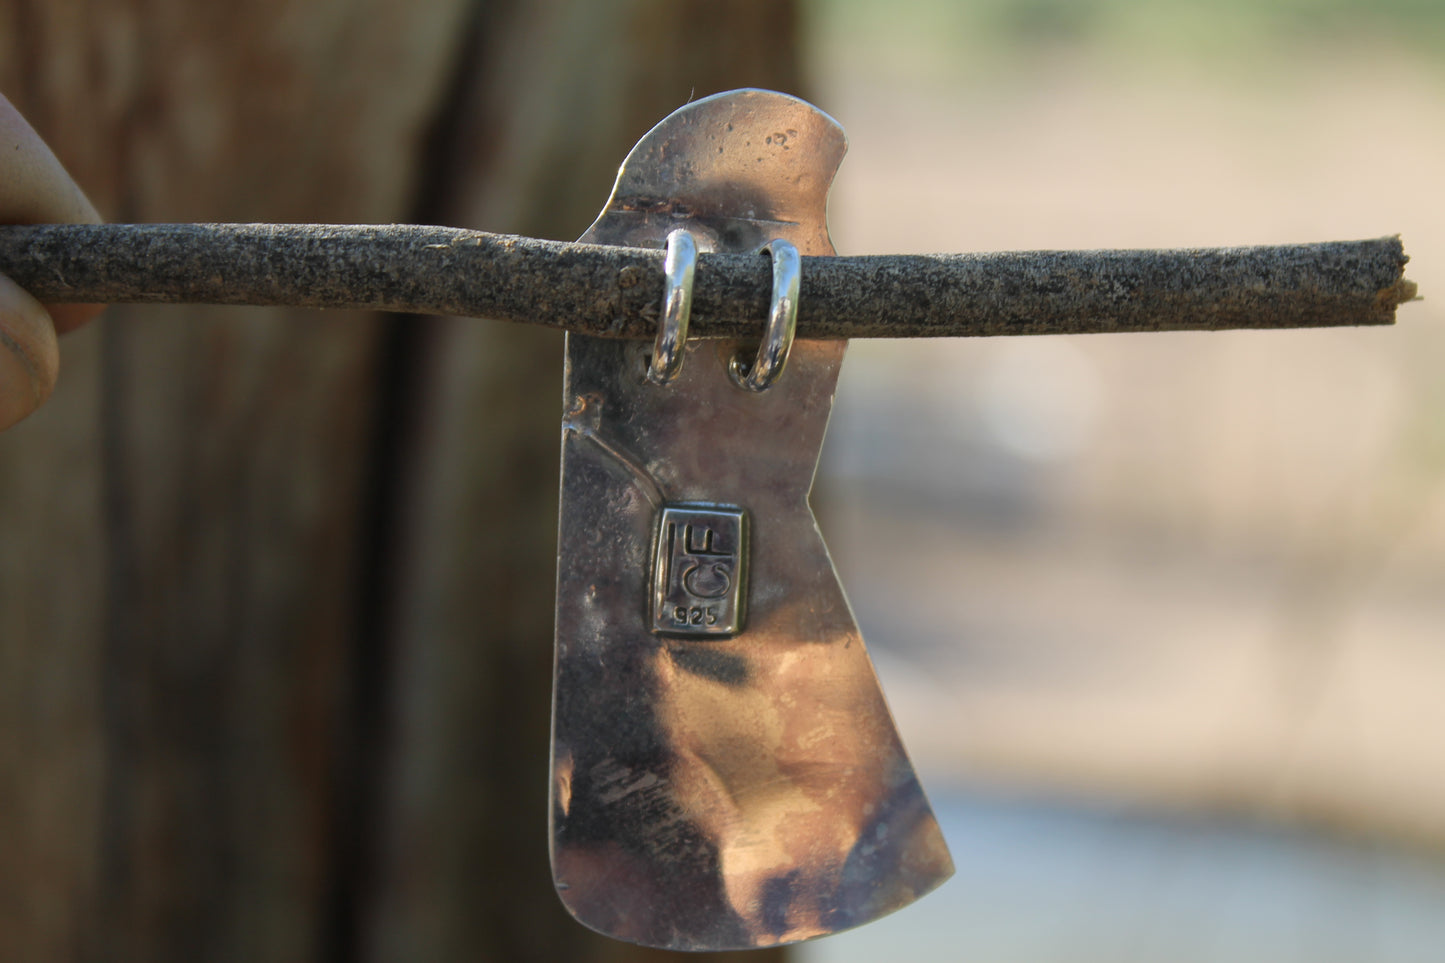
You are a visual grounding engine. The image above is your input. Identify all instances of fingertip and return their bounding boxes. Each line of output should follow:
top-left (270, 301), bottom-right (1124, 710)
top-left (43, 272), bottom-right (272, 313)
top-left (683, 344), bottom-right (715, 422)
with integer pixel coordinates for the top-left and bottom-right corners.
top-left (0, 94), bottom-right (105, 337)
top-left (50, 302), bottom-right (106, 334)
top-left (0, 273), bottom-right (60, 431)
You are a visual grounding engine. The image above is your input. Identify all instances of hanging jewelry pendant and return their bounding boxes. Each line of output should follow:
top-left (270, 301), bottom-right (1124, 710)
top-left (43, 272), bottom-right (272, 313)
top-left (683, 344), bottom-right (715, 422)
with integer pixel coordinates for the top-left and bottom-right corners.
top-left (551, 88), bottom-right (953, 952)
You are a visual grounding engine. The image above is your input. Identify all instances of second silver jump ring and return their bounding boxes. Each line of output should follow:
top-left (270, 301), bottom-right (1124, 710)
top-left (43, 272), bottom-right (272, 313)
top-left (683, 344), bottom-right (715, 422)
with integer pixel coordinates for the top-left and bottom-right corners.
top-left (729, 239), bottom-right (800, 393)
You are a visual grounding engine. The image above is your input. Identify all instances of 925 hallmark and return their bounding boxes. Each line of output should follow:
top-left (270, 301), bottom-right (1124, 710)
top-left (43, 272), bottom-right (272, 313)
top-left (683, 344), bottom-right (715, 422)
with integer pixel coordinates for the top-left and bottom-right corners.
top-left (650, 504), bottom-right (749, 638)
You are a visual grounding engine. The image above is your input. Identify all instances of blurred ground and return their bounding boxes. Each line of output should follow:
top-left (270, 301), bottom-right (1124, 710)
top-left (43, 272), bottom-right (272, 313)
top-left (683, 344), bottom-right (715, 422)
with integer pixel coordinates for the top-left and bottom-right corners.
top-left (796, 0), bottom-right (1445, 957)
top-left (804, 796), bottom-right (1445, 963)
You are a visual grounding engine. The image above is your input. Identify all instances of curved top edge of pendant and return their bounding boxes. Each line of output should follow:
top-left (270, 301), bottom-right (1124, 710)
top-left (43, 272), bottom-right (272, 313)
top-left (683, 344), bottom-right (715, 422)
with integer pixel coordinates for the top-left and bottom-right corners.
top-left (579, 89), bottom-right (847, 256)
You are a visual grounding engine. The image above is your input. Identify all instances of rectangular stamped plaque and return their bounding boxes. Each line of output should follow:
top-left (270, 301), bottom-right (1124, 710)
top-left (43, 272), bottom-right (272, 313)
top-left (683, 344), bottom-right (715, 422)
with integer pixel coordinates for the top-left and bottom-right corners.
top-left (651, 504), bottom-right (749, 637)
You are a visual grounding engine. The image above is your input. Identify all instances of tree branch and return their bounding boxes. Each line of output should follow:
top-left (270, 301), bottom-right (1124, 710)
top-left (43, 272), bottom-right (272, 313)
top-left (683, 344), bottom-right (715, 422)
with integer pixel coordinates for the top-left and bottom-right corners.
top-left (0, 223), bottom-right (1416, 338)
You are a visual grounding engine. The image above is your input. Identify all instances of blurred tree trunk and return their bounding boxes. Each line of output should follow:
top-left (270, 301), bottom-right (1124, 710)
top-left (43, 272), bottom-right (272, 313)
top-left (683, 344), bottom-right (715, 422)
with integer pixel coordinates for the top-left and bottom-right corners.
top-left (0, 1), bottom-right (802, 961)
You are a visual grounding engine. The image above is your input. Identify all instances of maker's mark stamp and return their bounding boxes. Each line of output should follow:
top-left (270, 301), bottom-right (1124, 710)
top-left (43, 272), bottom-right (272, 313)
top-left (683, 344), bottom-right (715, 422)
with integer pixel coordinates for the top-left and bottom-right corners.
top-left (651, 504), bottom-right (749, 638)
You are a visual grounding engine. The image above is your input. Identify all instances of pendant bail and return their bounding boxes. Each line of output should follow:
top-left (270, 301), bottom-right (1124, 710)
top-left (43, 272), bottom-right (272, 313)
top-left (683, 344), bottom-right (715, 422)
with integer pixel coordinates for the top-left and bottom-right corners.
top-left (647, 228), bottom-right (697, 385)
top-left (728, 238), bottom-right (800, 393)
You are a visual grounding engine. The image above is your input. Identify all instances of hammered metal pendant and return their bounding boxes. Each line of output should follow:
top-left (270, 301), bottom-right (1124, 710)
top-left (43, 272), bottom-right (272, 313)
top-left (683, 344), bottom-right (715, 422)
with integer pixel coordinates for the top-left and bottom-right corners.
top-left (551, 89), bottom-right (953, 952)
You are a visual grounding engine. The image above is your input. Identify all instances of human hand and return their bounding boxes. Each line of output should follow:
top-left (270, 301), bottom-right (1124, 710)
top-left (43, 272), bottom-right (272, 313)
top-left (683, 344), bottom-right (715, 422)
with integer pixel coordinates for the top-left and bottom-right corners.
top-left (0, 93), bottom-right (103, 431)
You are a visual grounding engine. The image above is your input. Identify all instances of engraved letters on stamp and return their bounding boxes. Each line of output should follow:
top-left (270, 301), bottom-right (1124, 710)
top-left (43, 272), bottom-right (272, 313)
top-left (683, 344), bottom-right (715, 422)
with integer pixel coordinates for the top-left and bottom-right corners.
top-left (651, 504), bottom-right (749, 638)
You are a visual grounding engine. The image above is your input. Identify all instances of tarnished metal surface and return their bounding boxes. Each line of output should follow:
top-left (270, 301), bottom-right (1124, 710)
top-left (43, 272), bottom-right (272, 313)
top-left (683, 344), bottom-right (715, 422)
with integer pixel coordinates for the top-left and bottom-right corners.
top-left (551, 89), bottom-right (953, 952)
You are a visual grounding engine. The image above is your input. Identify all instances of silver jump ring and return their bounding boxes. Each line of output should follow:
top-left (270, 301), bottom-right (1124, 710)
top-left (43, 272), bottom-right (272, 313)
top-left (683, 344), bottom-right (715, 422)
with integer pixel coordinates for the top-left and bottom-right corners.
top-left (647, 229), bottom-right (697, 385)
top-left (728, 239), bottom-right (800, 393)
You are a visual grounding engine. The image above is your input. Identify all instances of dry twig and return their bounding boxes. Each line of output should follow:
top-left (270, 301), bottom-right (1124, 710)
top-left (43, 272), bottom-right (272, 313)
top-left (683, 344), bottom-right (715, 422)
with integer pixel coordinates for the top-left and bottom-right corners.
top-left (0, 223), bottom-right (1415, 338)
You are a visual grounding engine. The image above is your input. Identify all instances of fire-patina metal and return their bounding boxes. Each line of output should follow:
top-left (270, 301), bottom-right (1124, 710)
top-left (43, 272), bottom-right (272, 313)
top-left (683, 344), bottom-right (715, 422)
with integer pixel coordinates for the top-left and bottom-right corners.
top-left (550, 89), bottom-right (953, 952)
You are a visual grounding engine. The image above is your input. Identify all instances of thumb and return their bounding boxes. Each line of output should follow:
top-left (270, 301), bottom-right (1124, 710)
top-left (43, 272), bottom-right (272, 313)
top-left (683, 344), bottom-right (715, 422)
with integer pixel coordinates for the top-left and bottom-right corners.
top-left (0, 272), bottom-right (60, 431)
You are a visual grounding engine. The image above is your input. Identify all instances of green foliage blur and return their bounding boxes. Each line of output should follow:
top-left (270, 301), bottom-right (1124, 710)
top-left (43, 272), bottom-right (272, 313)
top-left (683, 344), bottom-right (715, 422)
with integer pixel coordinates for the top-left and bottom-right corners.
top-left (808, 0), bottom-right (1445, 81)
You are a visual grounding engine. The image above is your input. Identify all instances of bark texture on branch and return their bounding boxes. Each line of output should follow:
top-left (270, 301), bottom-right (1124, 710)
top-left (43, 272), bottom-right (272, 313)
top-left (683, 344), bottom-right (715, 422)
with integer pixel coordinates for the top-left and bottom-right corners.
top-left (0, 223), bottom-right (1415, 338)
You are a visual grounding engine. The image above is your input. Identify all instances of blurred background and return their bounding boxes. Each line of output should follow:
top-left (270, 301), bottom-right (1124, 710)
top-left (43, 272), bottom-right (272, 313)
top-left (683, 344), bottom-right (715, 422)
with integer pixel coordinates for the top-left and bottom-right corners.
top-left (0, 1), bottom-right (1440, 961)
top-left (802, 1), bottom-right (1445, 960)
